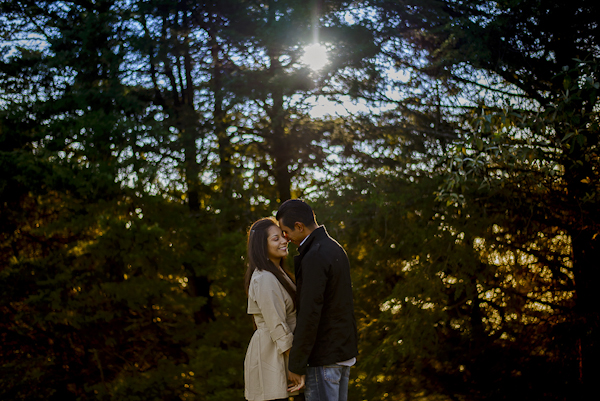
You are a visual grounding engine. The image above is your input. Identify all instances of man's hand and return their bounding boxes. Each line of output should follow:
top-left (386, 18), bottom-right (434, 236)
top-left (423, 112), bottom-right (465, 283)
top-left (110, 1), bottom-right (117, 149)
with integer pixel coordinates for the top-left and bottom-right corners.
top-left (287, 370), bottom-right (305, 392)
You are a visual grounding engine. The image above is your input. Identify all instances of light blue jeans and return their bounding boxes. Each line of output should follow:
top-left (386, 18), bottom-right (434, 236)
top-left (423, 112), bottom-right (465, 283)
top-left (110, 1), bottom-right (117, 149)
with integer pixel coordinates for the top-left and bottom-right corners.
top-left (305, 364), bottom-right (351, 401)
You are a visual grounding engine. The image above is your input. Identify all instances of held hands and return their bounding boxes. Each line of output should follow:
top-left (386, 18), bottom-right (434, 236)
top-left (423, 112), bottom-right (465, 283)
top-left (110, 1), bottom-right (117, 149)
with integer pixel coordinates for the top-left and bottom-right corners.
top-left (285, 348), bottom-right (304, 392)
top-left (287, 370), bottom-right (305, 393)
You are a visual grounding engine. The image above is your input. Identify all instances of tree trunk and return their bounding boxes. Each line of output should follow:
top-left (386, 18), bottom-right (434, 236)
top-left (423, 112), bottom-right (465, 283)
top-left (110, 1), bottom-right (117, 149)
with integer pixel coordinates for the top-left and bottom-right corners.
top-left (571, 230), bottom-right (600, 387)
top-left (210, 34), bottom-right (233, 200)
top-left (268, 50), bottom-right (292, 202)
top-left (563, 133), bottom-right (600, 391)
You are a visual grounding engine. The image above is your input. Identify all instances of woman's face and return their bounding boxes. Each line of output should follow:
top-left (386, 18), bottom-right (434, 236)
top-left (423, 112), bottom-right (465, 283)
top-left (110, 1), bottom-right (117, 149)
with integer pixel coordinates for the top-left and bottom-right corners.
top-left (266, 225), bottom-right (288, 264)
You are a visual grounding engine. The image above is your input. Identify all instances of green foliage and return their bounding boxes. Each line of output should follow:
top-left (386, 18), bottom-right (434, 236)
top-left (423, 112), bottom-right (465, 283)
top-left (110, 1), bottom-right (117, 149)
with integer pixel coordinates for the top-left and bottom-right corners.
top-left (315, 170), bottom-right (580, 400)
top-left (2, 0), bottom-right (599, 400)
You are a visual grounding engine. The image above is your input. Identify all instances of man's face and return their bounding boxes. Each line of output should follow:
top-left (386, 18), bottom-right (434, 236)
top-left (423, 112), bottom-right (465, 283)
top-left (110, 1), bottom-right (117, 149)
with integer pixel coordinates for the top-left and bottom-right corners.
top-left (278, 220), bottom-right (305, 246)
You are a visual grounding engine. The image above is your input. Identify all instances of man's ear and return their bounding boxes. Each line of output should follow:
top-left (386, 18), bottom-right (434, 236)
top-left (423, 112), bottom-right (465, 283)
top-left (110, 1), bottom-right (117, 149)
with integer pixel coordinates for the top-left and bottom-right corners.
top-left (294, 222), bottom-right (305, 232)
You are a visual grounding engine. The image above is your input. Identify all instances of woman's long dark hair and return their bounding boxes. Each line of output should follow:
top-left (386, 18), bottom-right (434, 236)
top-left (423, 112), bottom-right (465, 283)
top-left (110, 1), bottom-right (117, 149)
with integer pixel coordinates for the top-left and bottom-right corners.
top-left (244, 217), bottom-right (296, 310)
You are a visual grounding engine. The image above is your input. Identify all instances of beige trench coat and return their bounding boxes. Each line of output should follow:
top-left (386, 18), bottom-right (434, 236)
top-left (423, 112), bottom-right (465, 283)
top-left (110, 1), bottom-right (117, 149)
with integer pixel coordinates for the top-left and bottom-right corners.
top-left (244, 269), bottom-right (297, 401)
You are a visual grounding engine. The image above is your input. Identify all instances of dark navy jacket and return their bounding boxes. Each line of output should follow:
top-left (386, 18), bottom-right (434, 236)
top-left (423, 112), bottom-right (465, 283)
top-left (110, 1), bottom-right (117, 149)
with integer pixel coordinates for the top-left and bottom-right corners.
top-left (288, 226), bottom-right (358, 375)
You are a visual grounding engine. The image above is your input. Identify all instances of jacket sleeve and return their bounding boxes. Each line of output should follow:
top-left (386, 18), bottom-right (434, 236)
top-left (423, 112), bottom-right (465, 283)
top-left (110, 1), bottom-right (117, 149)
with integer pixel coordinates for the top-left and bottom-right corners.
top-left (289, 252), bottom-right (328, 375)
top-left (249, 272), bottom-right (294, 354)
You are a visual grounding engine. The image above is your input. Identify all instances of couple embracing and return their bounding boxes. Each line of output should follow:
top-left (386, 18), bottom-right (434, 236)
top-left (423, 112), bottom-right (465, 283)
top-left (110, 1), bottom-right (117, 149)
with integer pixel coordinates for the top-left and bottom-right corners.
top-left (244, 199), bottom-right (358, 401)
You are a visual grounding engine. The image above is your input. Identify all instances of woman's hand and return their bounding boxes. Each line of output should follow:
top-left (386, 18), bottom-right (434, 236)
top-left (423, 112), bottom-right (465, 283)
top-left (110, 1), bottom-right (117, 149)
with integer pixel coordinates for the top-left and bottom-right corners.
top-left (287, 371), bottom-right (305, 392)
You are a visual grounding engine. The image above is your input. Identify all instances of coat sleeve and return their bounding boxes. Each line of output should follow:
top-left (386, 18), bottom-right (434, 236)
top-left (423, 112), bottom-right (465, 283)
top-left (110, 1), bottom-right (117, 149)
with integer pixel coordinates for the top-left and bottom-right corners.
top-left (249, 272), bottom-right (294, 354)
top-left (288, 252), bottom-right (328, 375)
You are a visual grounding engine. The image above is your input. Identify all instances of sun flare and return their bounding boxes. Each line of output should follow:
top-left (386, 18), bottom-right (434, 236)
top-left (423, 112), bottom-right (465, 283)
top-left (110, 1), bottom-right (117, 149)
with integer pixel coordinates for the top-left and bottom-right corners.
top-left (301, 43), bottom-right (328, 71)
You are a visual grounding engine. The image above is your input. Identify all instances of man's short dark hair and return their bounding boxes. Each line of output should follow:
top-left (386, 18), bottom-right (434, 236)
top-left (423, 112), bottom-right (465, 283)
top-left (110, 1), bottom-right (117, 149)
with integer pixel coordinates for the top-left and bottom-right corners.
top-left (276, 199), bottom-right (317, 229)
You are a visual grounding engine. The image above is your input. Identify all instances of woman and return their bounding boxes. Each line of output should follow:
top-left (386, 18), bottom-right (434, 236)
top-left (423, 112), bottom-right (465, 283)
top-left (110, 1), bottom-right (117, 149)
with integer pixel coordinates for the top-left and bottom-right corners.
top-left (244, 218), bottom-right (299, 401)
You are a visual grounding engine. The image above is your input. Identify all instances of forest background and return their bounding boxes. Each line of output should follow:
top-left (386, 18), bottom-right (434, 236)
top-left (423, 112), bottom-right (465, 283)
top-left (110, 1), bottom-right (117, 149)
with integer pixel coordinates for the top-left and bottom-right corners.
top-left (1, 1), bottom-right (599, 400)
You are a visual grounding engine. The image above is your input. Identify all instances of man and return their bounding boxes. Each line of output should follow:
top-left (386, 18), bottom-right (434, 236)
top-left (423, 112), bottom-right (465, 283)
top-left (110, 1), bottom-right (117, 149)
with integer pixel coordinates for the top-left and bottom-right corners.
top-left (276, 199), bottom-right (358, 401)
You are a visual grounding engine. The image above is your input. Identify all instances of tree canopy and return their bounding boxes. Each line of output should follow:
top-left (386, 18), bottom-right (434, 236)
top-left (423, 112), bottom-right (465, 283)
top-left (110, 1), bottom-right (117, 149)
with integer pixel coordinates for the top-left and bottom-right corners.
top-left (1, 1), bottom-right (598, 400)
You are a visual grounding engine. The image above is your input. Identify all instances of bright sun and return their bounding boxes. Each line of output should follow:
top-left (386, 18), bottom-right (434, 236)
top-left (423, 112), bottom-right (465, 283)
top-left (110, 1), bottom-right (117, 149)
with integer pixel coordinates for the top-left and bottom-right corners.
top-left (301, 43), bottom-right (328, 71)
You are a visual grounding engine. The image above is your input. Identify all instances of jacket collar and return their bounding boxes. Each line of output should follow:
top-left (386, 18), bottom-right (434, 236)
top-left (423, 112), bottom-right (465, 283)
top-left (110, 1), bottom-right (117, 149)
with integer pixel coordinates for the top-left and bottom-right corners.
top-left (297, 225), bottom-right (327, 256)
top-left (294, 226), bottom-right (326, 275)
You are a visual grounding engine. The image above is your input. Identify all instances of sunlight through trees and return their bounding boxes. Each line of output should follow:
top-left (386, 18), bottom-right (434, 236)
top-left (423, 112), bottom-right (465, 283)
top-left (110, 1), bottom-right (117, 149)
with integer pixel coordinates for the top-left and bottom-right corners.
top-left (1, 1), bottom-right (598, 400)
